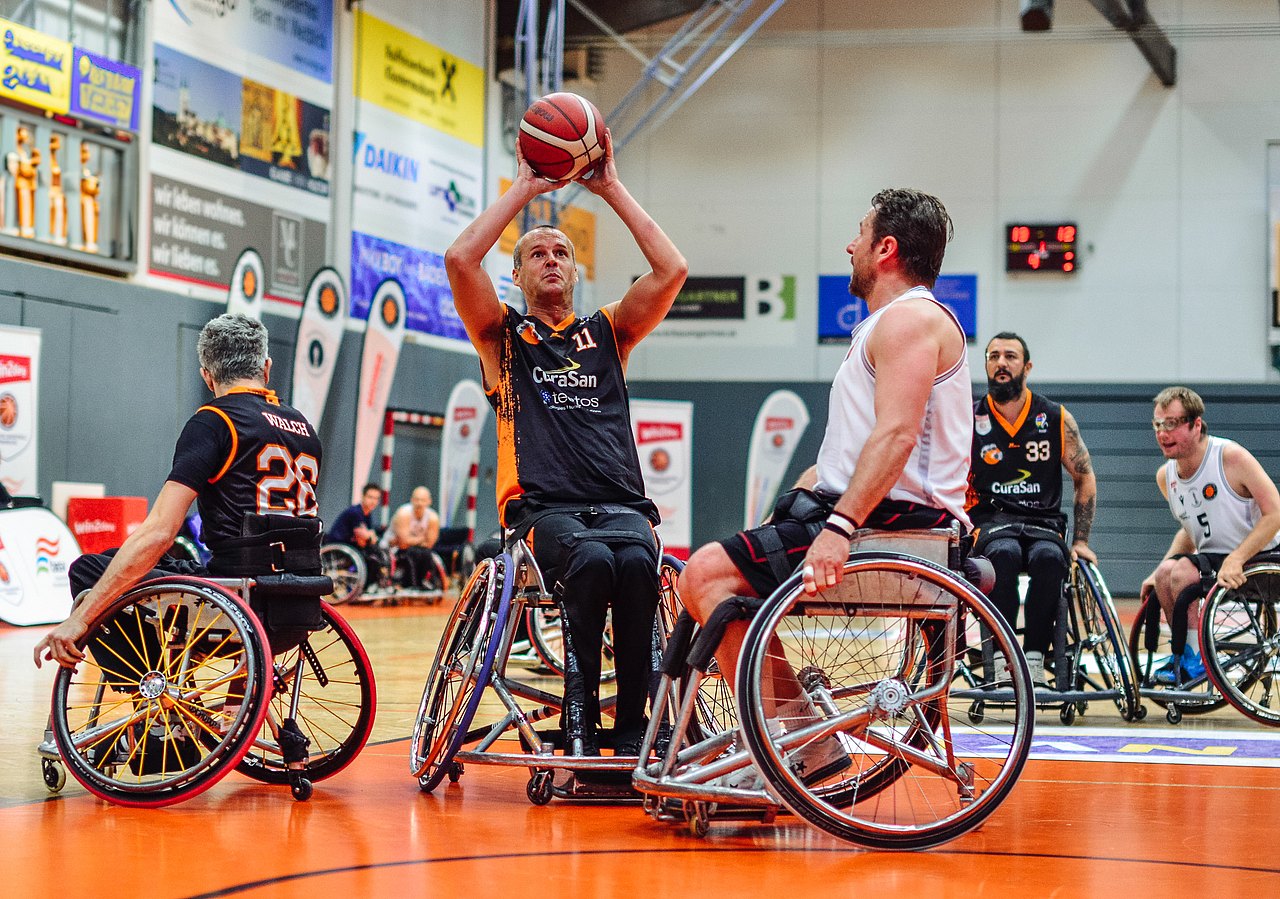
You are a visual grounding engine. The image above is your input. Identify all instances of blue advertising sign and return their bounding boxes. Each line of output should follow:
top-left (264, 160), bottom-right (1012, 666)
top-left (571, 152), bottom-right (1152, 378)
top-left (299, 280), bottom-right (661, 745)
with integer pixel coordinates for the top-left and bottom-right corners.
top-left (70, 47), bottom-right (141, 131)
top-left (350, 231), bottom-right (466, 340)
top-left (818, 273), bottom-right (978, 344)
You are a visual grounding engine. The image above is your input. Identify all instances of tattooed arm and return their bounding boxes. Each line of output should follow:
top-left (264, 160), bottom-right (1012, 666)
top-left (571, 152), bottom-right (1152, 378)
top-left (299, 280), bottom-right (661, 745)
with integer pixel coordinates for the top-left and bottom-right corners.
top-left (1062, 407), bottom-right (1098, 562)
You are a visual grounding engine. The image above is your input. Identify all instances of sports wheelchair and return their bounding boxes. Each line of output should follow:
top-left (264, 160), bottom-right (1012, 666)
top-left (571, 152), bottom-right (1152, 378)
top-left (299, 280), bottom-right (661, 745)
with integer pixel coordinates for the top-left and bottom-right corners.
top-left (633, 526), bottom-right (1035, 851)
top-left (1127, 556), bottom-right (1228, 724)
top-left (410, 530), bottom-right (680, 804)
top-left (320, 539), bottom-right (448, 605)
top-left (963, 524), bottom-right (1142, 725)
top-left (39, 516), bottom-right (377, 807)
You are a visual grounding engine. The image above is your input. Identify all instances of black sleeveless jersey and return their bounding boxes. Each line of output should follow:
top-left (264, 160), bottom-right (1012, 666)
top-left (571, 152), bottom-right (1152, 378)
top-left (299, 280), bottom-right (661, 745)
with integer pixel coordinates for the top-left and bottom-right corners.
top-left (487, 304), bottom-right (653, 526)
top-left (167, 387), bottom-right (323, 557)
top-left (968, 391), bottom-right (1066, 532)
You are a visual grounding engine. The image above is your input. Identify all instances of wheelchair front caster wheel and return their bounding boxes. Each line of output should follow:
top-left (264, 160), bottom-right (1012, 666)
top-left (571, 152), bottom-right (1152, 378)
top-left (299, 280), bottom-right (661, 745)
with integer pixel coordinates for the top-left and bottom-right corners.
top-left (1166, 705), bottom-right (1182, 725)
top-left (1133, 704), bottom-right (1148, 722)
top-left (290, 775), bottom-right (313, 801)
top-left (967, 700), bottom-right (985, 725)
top-left (1059, 703), bottom-right (1076, 726)
top-left (41, 758), bottom-right (65, 793)
top-left (684, 801), bottom-right (710, 838)
top-left (527, 770), bottom-right (554, 806)
top-left (448, 762), bottom-right (464, 783)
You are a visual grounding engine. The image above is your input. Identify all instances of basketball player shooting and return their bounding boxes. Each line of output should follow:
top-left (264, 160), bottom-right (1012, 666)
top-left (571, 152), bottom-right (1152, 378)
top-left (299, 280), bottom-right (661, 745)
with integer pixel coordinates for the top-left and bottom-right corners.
top-left (442, 106), bottom-right (687, 756)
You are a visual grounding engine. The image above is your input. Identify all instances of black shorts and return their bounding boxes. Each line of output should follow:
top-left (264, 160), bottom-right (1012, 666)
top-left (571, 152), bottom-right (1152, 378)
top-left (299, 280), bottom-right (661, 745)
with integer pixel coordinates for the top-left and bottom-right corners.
top-left (720, 497), bottom-right (955, 599)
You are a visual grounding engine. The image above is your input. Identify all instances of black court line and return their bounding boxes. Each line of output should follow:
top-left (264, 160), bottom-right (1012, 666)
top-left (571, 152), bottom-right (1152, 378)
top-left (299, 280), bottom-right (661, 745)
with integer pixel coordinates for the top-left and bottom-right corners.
top-left (183, 845), bottom-right (1280, 898)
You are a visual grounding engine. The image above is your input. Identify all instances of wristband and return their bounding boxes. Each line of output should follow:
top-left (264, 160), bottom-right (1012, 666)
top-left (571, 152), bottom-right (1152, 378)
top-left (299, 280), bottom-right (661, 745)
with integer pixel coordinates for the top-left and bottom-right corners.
top-left (823, 517), bottom-right (856, 541)
top-left (827, 510), bottom-right (858, 533)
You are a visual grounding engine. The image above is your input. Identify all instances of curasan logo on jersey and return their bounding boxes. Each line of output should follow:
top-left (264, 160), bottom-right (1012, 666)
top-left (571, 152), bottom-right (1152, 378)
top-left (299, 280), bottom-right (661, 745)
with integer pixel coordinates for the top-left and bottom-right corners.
top-left (991, 469), bottom-right (1042, 495)
top-left (532, 359), bottom-right (598, 389)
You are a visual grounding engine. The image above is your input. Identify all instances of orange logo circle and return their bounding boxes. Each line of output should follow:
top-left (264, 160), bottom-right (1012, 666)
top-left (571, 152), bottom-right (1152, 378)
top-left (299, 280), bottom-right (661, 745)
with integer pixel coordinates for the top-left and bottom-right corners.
top-left (242, 268), bottom-right (257, 298)
top-left (381, 295), bottom-right (399, 327)
top-left (319, 284), bottom-right (338, 315)
top-left (1203, 483), bottom-right (1217, 501)
top-left (0, 393), bottom-right (16, 429)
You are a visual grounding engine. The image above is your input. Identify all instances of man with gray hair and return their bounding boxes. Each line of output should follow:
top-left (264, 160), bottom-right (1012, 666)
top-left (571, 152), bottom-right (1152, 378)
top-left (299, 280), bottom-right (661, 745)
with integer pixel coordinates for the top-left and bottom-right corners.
top-left (35, 312), bottom-right (323, 669)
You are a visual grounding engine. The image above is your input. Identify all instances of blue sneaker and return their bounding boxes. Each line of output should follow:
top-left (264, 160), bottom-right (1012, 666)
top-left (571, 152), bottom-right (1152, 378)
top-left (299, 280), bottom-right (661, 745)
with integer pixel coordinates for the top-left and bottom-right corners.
top-left (1155, 647), bottom-right (1204, 685)
top-left (1153, 655), bottom-right (1179, 685)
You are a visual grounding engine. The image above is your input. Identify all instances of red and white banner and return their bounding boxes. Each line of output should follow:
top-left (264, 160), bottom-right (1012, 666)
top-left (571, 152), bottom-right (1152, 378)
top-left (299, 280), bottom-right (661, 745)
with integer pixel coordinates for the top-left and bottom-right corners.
top-left (226, 248), bottom-right (265, 320)
top-left (631, 398), bottom-right (693, 559)
top-left (438, 379), bottom-right (488, 528)
top-left (0, 506), bottom-right (79, 625)
top-left (744, 389), bottom-right (811, 528)
top-left (0, 324), bottom-right (40, 497)
top-left (290, 266), bottom-right (347, 430)
top-left (351, 278), bottom-right (406, 503)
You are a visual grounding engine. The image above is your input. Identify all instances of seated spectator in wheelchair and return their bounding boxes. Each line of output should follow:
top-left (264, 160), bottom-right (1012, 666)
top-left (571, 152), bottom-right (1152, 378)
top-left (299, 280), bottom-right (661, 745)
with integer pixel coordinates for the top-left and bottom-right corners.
top-left (1141, 386), bottom-right (1280, 684)
top-left (387, 486), bottom-right (441, 588)
top-left (34, 313), bottom-right (324, 682)
top-left (969, 332), bottom-right (1097, 685)
top-left (329, 481), bottom-right (387, 587)
top-left (444, 129), bottom-right (687, 756)
top-left (681, 188), bottom-right (971, 784)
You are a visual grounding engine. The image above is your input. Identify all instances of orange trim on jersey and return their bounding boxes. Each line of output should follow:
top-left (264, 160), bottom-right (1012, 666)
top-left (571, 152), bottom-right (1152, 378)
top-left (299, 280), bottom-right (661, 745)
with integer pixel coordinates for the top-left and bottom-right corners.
top-left (551, 311), bottom-right (577, 333)
top-left (198, 405), bottom-right (239, 483)
top-left (991, 390), bottom-right (1033, 438)
top-left (226, 386), bottom-right (280, 406)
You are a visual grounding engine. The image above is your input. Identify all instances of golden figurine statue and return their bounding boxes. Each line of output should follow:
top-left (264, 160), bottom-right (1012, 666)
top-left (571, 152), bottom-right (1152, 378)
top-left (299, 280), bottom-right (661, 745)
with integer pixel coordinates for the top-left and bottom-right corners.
top-left (79, 143), bottom-right (100, 254)
top-left (47, 134), bottom-right (67, 245)
top-left (9, 126), bottom-right (39, 238)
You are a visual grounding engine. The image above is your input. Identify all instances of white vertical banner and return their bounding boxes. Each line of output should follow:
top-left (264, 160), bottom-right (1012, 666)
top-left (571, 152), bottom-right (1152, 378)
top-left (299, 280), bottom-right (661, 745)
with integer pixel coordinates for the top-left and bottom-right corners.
top-left (631, 398), bottom-right (693, 560)
top-left (290, 266), bottom-right (347, 429)
top-left (0, 324), bottom-right (41, 497)
top-left (438, 379), bottom-right (489, 527)
top-left (744, 389), bottom-right (811, 528)
top-left (351, 278), bottom-right (406, 503)
top-left (227, 248), bottom-right (265, 320)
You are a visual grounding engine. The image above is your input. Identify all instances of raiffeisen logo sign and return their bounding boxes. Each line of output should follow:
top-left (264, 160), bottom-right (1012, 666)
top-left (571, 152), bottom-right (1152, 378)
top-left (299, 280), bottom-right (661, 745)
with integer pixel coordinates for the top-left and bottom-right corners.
top-left (0, 355), bottom-right (31, 384)
top-left (637, 422), bottom-right (682, 444)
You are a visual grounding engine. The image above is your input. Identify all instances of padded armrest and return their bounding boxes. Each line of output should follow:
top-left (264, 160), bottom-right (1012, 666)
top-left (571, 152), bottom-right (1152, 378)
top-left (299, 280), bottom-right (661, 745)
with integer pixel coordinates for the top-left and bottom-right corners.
top-left (252, 573), bottom-right (334, 597)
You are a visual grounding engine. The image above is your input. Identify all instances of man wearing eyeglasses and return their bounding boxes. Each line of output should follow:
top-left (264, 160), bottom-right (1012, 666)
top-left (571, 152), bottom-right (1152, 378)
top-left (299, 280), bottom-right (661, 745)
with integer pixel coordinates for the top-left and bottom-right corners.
top-left (1142, 386), bottom-right (1280, 684)
top-left (968, 332), bottom-right (1097, 685)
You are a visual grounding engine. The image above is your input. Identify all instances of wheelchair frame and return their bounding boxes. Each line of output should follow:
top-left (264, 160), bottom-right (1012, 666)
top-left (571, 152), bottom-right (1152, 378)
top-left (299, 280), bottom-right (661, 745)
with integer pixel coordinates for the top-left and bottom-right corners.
top-left (634, 527), bottom-right (1036, 851)
top-left (39, 573), bottom-right (376, 806)
top-left (410, 536), bottom-right (682, 804)
top-left (320, 540), bottom-right (449, 605)
top-left (1128, 586), bottom-right (1226, 726)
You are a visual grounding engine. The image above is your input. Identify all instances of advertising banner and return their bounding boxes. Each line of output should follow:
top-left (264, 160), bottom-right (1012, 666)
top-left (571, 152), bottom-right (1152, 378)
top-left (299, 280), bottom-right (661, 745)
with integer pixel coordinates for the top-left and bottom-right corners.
top-left (819, 273), bottom-right (977, 344)
top-left (351, 279), bottom-right (407, 502)
top-left (226, 248), bottom-right (265, 319)
top-left (653, 275), bottom-right (796, 343)
top-left (150, 0), bottom-right (333, 299)
top-left (438, 379), bottom-right (489, 526)
top-left (290, 267), bottom-right (347, 430)
top-left (743, 390), bottom-right (811, 528)
top-left (631, 399), bottom-right (693, 559)
top-left (0, 18), bottom-right (71, 113)
top-left (350, 11), bottom-right (482, 338)
top-left (0, 324), bottom-right (40, 497)
top-left (70, 47), bottom-right (141, 131)
top-left (0, 506), bottom-right (78, 626)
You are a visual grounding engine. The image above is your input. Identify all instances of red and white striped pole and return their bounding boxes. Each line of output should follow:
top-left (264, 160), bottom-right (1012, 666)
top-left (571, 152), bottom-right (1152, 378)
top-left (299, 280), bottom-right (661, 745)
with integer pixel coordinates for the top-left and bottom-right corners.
top-left (379, 409), bottom-right (395, 528)
top-left (464, 458), bottom-right (479, 544)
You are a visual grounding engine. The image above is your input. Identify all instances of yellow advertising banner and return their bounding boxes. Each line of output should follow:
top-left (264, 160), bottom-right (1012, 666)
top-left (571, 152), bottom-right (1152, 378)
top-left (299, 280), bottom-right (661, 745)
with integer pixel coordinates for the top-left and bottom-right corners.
top-left (0, 17), bottom-right (71, 113)
top-left (354, 10), bottom-right (483, 147)
top-left (498, 179), bottom-right (597, 281)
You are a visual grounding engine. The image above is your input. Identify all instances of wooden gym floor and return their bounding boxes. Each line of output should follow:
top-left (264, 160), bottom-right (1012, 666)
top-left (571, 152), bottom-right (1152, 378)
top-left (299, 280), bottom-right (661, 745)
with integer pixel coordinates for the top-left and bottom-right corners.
top-left (3, 599), bottom-right (1280, 898)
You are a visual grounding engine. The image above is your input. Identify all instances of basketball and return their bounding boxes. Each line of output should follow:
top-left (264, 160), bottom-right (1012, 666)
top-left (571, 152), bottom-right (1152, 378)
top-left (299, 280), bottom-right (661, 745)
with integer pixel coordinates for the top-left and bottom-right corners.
top-left (518, 92), bottom-right (606, 182)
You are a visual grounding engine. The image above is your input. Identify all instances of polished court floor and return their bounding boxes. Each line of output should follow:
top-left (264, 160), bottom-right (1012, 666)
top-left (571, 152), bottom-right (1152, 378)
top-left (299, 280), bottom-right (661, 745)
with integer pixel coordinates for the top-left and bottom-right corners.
top-left (4, 599), bottom-right (1280, 897)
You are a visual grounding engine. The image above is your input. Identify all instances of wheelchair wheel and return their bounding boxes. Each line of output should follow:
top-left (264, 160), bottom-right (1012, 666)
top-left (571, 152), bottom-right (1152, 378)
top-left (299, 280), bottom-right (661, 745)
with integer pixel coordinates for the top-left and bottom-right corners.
top-left (237, 603), bottom-right (377, 783)
top-left (321, 543), bottom-right (367, 605)
top-left (1067, 560), bottom-right (1142, 721)
top-left (1202, 561), bottom-right (1280, 726)
top-left (737, 552), bottom-right (1033, 851)
top-left (526, 605), bottom-right (617, 682)
top-left (410, 555), bottom-right (512, 791)
top-left (656, 556), bottom-right (736, 738)
top-left (1127, 594), bottom-right (1225, 715)
top-left (50, 578), bottom-right (271, 807)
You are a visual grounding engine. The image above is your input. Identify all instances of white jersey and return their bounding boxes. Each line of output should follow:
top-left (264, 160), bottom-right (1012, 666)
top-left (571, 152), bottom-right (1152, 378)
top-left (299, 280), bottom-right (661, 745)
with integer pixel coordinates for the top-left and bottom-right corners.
top-left (815, 286), bottom-right (972, 529)
top-left (1164, 436), bottom-right (1280, 554)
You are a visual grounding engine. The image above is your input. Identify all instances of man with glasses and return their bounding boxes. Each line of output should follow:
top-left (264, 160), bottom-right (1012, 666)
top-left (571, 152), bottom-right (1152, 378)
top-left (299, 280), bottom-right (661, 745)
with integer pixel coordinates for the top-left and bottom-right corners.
top-left (1141, 386), bottom-right (1280, 683)
top-left (968, 332), bottom-right (1097, 685)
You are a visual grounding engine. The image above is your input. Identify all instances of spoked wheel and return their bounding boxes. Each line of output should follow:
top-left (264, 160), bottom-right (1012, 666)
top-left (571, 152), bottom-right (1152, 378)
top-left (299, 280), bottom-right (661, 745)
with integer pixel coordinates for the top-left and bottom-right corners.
top-left (1068, 560), bottom-right (1142, 721)
top-left (237, 603), bottom-right (377, 784)
top-left (51, 578), bottom-right (271, 807)
top-left (320, 543), bottom-right (367, 605)
top-left (1127, 594), bottom-right (1224, 715)
top-left (656, 555), bottom-right (737, 739)
top-left (1202, 561), bottom-right (1280, 725)
top-left (410, 556), bottom-right (512, 791)
top-left (737, 552), bottom-right (1034, 851)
